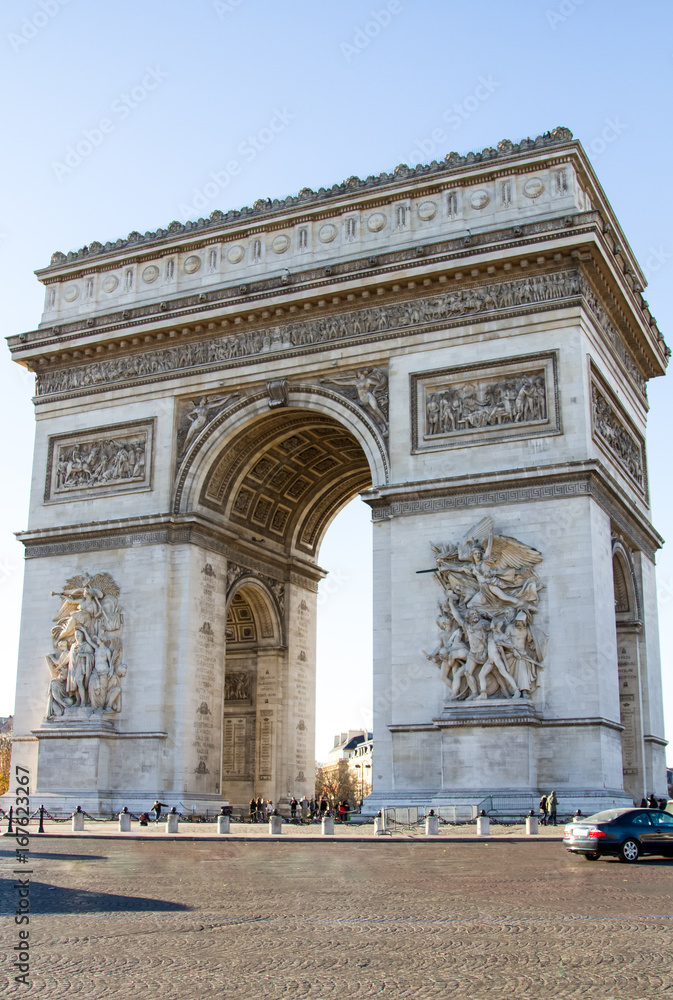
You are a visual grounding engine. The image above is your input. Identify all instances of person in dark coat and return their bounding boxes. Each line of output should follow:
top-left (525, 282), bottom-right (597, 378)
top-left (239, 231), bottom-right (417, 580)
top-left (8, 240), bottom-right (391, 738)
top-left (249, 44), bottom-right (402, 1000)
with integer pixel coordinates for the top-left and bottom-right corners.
top-left (249, 798), bottom-right (257, 823)
top-left (151, 800), bottom-right (169, 822)
top-left (547, 790), bottom-right (558, 826)
top-left (539, 794), bottom-right (548, 826)
top-left (290, 797), bottom-right (298, 822)
top-left (648, 793), bottom-right (659, 809)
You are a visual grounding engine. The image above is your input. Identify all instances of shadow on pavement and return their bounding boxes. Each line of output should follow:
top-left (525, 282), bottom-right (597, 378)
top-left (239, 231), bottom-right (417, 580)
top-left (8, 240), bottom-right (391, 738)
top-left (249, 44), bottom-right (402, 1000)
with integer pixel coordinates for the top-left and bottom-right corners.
top-left (0, 878), bottom-right (189, 914)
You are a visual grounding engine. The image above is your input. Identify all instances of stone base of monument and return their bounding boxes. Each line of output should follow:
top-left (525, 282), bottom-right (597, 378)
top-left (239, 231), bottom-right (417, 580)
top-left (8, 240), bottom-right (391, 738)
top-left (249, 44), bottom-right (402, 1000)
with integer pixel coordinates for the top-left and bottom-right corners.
top-left (322, 816), bottom-right (334, 836)
top-left (118, 812), bottom-right (131, 832)
top-left (72, 811), bottom-right (84, 831)
top-left (526, 816), bottom-right (538, 835)
top-left (425, 815), bottom-right (439, 836)
top-left (269, 815), bottom-right (282, 835)
top-left (165, 813), bottom-right (178, 834)
top-left (217, 815), bottom-right (230, 834)
top-left (476, 816), bottom-right (490, 836)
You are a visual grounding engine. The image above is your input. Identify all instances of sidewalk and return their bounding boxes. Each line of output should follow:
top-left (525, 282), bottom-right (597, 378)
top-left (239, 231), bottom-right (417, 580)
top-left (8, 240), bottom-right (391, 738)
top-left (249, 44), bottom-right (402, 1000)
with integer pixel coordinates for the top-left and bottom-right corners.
top-left (3, 818), bottom-right (566, 841)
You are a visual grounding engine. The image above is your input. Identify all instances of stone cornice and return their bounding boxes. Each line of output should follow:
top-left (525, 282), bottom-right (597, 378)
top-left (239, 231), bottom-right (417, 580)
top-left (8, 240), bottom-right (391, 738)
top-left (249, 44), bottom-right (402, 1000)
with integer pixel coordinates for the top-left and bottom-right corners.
top-left (38, 128), bottom-right (576, 272)
top-left (16, 512), bottom-right (326, 585)
top-left (363, 461), bottom-right (663, 560)
top-left (389, 716), bottom-right (625, 732)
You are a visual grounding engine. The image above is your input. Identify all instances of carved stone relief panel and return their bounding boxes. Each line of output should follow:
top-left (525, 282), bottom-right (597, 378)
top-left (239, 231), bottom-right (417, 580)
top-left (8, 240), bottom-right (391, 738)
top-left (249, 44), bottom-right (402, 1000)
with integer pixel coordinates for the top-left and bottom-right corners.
top-left (175, 391), bottom-right (241, 465)
top-left (45, 571), bottom-right (126, 723)
top-left (45, 420), bottom-right (154, 503)
top-left (590, 367), bottom-right (646, 494)
top-left (424, 517), bottom-right (548, 702)
top-left (411, 353), bottom-right (559, 452)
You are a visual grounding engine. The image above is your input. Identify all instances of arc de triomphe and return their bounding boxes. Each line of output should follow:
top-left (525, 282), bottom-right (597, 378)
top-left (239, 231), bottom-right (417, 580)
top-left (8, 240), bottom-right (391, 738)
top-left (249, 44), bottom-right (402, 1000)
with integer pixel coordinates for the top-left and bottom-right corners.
top-left (6, 128), bottom-right (668, 815)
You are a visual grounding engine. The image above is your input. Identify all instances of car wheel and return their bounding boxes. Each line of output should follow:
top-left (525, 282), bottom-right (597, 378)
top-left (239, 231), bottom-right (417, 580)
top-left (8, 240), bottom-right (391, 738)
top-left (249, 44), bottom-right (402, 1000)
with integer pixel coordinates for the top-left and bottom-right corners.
top-left (619, 839), bottom-right (640, 863)
top-left (583, 852), bottom-right (600, 861)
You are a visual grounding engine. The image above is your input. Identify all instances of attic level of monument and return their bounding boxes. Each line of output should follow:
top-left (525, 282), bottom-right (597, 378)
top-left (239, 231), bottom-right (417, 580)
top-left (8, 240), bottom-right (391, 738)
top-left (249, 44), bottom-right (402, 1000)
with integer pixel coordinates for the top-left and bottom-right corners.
top-left (38, 128), bottom-right (582, 267)
top-left (8, 129), bottom-right (666, 400)
top-left (4, 128), bottom-right (669, 817)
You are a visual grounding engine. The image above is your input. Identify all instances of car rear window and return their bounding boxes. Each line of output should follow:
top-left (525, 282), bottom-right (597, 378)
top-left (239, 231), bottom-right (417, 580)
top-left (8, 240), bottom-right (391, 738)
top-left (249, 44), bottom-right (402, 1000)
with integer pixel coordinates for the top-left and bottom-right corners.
top-left (584, 809), bottom-right (631, 823)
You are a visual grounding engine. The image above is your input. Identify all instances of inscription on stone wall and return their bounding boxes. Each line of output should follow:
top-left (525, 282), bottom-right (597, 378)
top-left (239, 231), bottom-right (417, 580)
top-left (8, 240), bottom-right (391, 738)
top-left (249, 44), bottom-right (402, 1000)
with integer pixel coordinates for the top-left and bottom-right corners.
top-left (192, 560), bottom-right (225, 781)
top-left (222, 717), bottom-right (248, 778)
top-left (45, 420), bottom-right (154, 502)
top-left (618, 640), bottom-right (641, 778)
top-left (258, 714), bottom-right (273, 781)
top-left (591, 379), bottom-right (645, 491)
top-left (293, 600), bottom-right (311, 782)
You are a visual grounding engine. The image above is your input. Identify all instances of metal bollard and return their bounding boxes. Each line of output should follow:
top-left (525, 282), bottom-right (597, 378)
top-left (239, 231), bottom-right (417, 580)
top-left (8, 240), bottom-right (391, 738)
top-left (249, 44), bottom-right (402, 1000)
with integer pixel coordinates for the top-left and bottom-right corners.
top-left (269, 814), bottom-right (282, 835)
top-left (425, 814), bottom-right (439, 836)
top-left (7, 806), bottom-right (13, 834)
top-left (38, 805), bottom-right (45, 834)
top-left (72, 807), bottom-right (84, 832)
top-left (166, 809), bottom-right (179, 834)
top-left (321, 815), bottom-right (335, 836)
top-left (118, 808), bottom-right (132, 833)
top-left (525, 815), bottom-right (538, 835)
top-left (476, 814), bottom-right (490, 836)
top-left (217, 815), bottom-right (230, 835)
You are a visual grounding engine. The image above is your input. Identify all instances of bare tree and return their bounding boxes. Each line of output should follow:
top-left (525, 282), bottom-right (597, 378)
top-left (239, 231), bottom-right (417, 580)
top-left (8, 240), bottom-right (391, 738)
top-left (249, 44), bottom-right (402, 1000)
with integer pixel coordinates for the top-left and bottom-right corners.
top-left (315, 761), bottom-right (356, 810)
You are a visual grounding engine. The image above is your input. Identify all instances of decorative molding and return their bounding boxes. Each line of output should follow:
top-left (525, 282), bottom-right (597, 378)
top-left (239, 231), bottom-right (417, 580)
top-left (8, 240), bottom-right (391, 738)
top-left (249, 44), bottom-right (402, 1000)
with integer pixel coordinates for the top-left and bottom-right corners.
top-left (44, 419), bottom-right (154, 503)
top-left (366, 465), bottom-right (660, 560)
top-left (411, 352), bottom-right (559, 452)
top-left (388, 715), bottom-right (624, 732)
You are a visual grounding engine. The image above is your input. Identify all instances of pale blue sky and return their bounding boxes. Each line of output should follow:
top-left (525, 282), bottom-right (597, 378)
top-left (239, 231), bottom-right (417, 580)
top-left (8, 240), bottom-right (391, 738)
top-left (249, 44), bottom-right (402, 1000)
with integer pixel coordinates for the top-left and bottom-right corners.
top-left (1, 0), bottom-right (672, 759)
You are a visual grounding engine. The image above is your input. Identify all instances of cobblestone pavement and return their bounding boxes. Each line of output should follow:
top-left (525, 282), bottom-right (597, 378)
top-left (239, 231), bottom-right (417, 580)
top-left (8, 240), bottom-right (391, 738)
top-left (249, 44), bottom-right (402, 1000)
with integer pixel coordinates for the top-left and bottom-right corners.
top-left (1, 837), bottom-right (672, 999)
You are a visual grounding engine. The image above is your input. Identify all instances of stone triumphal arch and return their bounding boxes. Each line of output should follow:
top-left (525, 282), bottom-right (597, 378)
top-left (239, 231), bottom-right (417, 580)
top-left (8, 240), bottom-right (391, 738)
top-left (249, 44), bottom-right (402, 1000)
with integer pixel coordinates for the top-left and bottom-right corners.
top-left (6, 127), bottom-right (669, 815)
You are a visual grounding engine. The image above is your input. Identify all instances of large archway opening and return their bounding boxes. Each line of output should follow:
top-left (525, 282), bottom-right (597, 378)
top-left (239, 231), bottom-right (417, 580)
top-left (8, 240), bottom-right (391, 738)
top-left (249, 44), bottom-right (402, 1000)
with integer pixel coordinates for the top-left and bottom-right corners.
top-left (187, 400), bottom-right (380, 813)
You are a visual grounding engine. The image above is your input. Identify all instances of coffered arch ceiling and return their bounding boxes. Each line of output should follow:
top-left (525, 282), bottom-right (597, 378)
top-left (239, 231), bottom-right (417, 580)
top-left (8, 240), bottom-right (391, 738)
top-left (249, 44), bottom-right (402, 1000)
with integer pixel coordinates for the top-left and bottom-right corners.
top-left (199, 409), bottom-right (372, 559)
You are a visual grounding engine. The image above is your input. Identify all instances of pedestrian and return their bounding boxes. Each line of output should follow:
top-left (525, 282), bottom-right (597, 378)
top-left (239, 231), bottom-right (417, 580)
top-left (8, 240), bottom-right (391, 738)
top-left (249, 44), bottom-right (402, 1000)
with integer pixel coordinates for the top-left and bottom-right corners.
top-left (300, 795), bottom-right (309, 824)
top-left (138, 812), bottom-right (150, 827)
top-left (338, 801), bottom-right (346, 823)
top-left (256, 797), bottom-right (264, 822)
top-left (266, 800), bottom-right (274, 819)
top-left (539, 793), bottom-right (548, 826)
top-left (290, 797), bottom-right (298, 822)
top-left (647, 793), bottom-right (659, 809)
top-left (249, 798), bottom-right (257, 823)
top-left (320, 798), bottom-right (328, 818)
top-left (547, 790), bottom-right (558, 826)
top-left (151, 799), bottom-right (169, 823)
top-left (659, 798), bottom-right (668, 811)
top-left (309, 797), bottom-right (316, 821)
top-left (640, 798), bottom-right (648, 808)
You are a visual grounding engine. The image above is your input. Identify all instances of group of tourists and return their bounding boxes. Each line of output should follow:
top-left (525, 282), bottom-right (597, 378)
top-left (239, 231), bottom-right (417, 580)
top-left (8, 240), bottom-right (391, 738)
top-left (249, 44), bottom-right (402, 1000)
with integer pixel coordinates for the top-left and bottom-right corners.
top-left (538, 791), bottom-right (558, 826)
top-left (247, 796), bottom-right (352, 823)
top-left (640, 794), bottom-right (668, 810)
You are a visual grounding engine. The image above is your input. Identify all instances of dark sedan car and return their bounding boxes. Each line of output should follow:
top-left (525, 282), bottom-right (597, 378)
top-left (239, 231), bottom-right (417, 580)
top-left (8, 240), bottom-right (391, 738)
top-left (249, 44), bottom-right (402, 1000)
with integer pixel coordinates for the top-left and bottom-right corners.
top-left (563, 808), bottom-right (673, 862)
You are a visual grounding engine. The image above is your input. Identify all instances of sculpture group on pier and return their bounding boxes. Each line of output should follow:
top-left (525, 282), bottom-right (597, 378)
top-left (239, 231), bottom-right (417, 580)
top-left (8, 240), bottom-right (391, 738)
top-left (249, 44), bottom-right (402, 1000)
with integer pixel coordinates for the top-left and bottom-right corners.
top-left (45, 572), bottom-right (126, 720)
top-left (424, 517), bottom-right (548, 700)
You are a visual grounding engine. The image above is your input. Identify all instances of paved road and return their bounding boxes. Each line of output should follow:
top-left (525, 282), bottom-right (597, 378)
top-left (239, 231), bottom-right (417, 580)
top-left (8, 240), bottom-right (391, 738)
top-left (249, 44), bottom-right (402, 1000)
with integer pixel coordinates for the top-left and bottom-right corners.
top-left (1, 837), bottom-right (672, 998)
